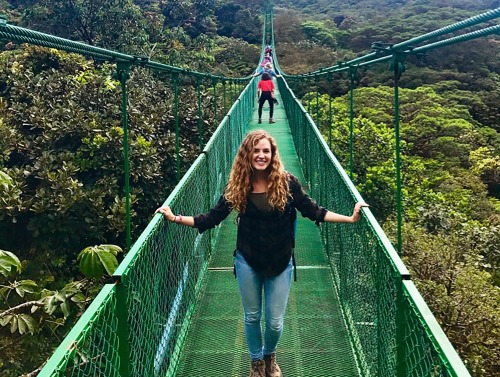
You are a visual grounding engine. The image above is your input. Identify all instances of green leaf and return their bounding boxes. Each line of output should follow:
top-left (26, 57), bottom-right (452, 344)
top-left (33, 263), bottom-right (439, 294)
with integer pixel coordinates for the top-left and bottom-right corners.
top-left (71, 292), bottom-right (86, 304)
top-left (60, 301), bottom-right (70, 318)
top-left (77, 244), bottom-right (120, 278)
top-left (99, 244), bottom-right (123, 257)
top-left (78, 246), bottom-right (104, 279)
top-left (14, 280), bottom-right (37, 298)
top-left (97, 250), bottom-right (118, 275)
top-left (44, 295), bottom-right (57, 315)
top-left (17, 314), bottom-right (26, 334)
top-left (0, 250), bottom-right (21, 278)
top-left (0, 171), bottom-right (13, 188)
top-left (0, 314), bottom-right (12, 327)
top-left (9, 315), bottom-right (18, 333)
top-left (18, 314), bottom-right (37, 334)
top-left (40, 288), bottom-right (54, 299)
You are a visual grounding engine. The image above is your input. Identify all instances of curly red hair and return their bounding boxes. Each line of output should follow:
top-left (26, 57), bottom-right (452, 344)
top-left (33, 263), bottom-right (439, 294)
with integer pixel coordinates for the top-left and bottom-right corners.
top-left (224, 130), bottom-right (288, 213)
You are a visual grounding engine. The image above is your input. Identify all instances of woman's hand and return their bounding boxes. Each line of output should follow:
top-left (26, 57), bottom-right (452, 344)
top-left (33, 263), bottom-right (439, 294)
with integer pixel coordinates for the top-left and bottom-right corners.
top-left (324, 202), bottom-right (369, 223)
top-left (155, 206), bottom-right (175, 222)
top-left (351, 202), bottom-right (369, 223)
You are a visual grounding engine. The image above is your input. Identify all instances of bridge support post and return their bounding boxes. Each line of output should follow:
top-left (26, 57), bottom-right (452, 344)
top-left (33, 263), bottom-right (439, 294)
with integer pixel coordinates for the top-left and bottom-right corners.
top-left (197, 77), bottom-right (204, 151)
top-left (392, 51), bottom-right (408, 377)
top-left (114, 278), bottom-right (132, 377)
top-left (222, 79), bottom-right (227, 115)
top-left (392, 52), bottom-right (406, 256)
top-left (396, 278), bottom-right (408, 377)
top-left (172, 73), bottom-right (181, 182)
top-left (116, 62), bottom-right (132, 251)
top-left (212, 78), bottom-right (218, 127)
top-left (327, 73), bottom-right (333, 151)
top-left (348, 66), bottom-right (357, 180)
top-left (315, 75), bottom-right (320, 125)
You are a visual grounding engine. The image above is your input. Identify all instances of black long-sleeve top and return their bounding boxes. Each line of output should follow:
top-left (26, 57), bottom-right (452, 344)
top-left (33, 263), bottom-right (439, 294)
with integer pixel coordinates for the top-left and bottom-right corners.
top-left (193, 173), bottom-right (327, 277)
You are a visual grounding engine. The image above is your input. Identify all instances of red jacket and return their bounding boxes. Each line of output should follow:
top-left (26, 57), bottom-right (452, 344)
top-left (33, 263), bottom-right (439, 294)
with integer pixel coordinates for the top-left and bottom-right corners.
top-left (258, 80), bottom-right (274, 92)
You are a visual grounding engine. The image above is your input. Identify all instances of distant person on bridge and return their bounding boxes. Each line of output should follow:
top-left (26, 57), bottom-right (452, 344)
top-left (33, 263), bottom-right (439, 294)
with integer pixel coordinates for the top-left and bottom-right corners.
top-left (156, 130), bottom-right (368, 377)
top-left (261, 52), bottom-right (273, 66)
top-left (257, 72), bottom-right (275, 124)
top-left (253, 62), bottom-right (281, 78)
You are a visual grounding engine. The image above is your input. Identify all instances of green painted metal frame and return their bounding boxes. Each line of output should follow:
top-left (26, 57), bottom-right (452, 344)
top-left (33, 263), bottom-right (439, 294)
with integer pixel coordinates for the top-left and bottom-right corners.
top-left (2, 4), bottom-right (495, 376)
top-left (37, 77), bottom-right (259, 377)
top-left (0, 15), bottom-right (251, 252)
top-left (276, 74), bottom-right (471, 376)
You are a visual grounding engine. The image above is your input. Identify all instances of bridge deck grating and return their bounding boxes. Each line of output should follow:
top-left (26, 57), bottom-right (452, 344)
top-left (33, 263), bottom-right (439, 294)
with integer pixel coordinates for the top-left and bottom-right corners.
top-left (175, 88), bottom-right (360, 376)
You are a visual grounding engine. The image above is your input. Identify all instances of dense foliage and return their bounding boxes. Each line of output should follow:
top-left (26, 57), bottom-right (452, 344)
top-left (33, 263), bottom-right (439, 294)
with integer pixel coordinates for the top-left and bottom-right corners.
top-left (0, 44), bottom-right (231, 375)
top-left (0, 0), bottom-right (498, 375)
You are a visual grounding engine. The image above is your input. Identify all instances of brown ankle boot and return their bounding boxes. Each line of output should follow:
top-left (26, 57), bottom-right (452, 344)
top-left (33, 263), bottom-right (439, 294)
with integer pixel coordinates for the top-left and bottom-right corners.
top-left (249, 359), bottom-right (266, 377)
top-left (264, 353), bottom-right (282, 377)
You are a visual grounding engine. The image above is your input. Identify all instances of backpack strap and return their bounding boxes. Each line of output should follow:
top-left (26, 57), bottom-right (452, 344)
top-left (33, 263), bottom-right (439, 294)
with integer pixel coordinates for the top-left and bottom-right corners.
top-left (287, 172), bottom-right (298, 281)
top-left (233, 249), bottom-right (237, 278)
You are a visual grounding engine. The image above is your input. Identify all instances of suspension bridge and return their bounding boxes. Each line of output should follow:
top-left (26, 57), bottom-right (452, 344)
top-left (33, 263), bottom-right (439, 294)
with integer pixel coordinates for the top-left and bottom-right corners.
top-left (1, 3), bottom-right (498, 377)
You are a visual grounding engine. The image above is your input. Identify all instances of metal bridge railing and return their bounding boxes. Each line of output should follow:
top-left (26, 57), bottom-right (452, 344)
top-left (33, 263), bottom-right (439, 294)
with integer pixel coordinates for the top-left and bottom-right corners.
top-left (277, 76), bottom-right (471, 377)
top-left (10, 3), bottom-right (483, 375)
top-left (38, 77), bottom-right (258, 377)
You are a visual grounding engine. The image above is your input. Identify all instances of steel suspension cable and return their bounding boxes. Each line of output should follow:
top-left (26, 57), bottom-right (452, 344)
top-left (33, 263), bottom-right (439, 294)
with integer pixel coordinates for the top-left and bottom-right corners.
top-left (0, 15), bottom-right (252, 82)
top-left (391, 7), bottom-right (500, 51)
top-left (280, 8), bottom-right (499, 79)
top-left (327, 73), bottom-right (333, 150)
top-left (352, 24), bottom-right (500, 70)
top-left (412, 23), bottom-right (500, 53)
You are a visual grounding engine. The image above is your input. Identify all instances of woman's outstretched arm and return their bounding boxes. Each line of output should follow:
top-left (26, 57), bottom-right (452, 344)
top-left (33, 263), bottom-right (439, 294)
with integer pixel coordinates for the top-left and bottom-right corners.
top-left (155, 206), bottom-right (195, 226)
top-left (155, 195), bottom-right (232, 232)
top-left (324, 202), bottom-right (369, 223)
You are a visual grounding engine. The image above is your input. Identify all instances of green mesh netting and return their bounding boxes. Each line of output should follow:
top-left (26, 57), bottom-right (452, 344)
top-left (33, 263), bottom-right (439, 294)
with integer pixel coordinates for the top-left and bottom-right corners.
top-left (40, 77), bottom-right (469, 377)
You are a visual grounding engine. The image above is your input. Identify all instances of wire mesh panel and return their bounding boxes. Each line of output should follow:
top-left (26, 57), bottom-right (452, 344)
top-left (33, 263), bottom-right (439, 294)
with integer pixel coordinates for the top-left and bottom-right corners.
top-left (175, 106), bottom-right (360, 376)
top-left (39, 78), bottom-right (258, 377)
top-left (38, 285), bottom-right (122, 377)
top-left (122, 160), bottom-right (211, 377)
top-left (277, 77), bottom-right (470, 377)
top-left (401, 281), bottom-right (470, 377)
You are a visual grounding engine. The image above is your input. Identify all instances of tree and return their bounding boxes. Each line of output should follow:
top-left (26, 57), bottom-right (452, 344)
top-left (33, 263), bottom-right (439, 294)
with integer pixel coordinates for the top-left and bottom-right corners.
top-left (161, 0), bottom-right (217, 38)
top-left (0, 246), bottom-right (121, 376)
top-left (300, 20), bottom-right (348, 49)
top-left (0, 45), bottom-right (219, 263)
top-left (273, 9), bottom-right (306, 44)
top-left (213, 37), bottom-right (259, 76)
top-left (395, 221), bottom-right (500, 376)
top-left (23, 0), bottom-right (150, 53)
top-left (214, 2), bottom-right (262, 44)
top-left (469, 147), bottom-right (500, 195)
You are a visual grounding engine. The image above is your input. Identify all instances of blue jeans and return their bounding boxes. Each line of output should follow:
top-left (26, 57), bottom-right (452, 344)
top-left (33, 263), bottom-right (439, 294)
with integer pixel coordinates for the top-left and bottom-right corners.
top-left (235, 251), bottom-right (293, 360)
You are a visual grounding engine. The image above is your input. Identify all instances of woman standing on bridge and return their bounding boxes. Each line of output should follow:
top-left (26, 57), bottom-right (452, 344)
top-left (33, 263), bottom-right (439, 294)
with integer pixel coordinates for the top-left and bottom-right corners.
top-left (257, 72), bottom-right (275, 124)
top-left (156, 130), bottom-right (367, 377)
